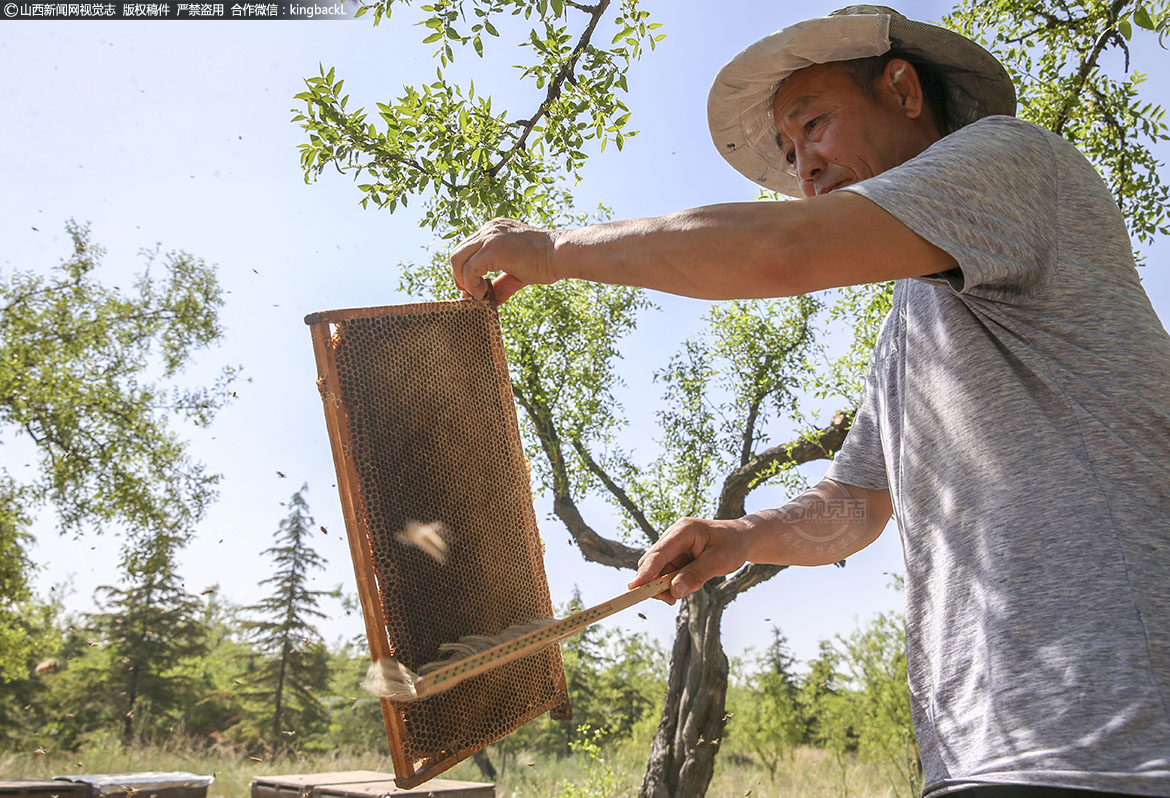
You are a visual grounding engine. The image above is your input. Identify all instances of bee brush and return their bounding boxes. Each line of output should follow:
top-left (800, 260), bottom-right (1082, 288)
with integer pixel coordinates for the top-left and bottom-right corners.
top-left (362, 572), bottom-right (676, 702)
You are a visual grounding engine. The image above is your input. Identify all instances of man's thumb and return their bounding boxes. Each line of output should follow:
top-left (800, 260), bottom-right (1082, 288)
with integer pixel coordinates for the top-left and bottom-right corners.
top-left (670, 564), bottom-right (706, 599)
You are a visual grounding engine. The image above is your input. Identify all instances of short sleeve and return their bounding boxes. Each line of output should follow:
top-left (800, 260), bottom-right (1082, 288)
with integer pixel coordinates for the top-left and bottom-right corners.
top-left (840, 116), bottom-right (1057, 303)
top-left (825, 365), bottom-right (888, 491)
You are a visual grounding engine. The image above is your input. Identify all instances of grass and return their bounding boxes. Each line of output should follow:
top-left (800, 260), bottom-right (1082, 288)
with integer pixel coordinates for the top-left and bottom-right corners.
top-left (0, 739), bottom-right (910, 797)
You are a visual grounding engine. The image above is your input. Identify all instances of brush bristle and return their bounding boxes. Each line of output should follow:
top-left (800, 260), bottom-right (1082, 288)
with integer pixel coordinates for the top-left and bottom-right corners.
top-left (416, 618), bottom-right (557, 674)
top-left (362, 617), bottom-right (559, 701)
top-left (362, 657), bottom-right (422, 701)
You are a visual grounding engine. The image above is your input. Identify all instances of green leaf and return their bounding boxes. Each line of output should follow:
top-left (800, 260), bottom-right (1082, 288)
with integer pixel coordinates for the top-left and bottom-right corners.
top-left (1120, 18), bottom-right (1133, 39)
top-left (1134, 5), bottom-right (1155, 30)
top-left (423, 31), bottom-right (443, 43)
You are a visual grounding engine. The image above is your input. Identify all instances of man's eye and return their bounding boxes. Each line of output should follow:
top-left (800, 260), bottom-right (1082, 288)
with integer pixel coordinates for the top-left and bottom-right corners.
top-left (805, 116), bottom-right (821, 132)
top-left (785, 150), bottom-right (796, 165)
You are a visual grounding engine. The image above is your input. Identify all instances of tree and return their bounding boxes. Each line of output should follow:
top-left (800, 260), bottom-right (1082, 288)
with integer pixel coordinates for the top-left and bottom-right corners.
top-left (180, 591), bottom-right (256, 743)
top-left (835, 610), bottom-right (920, 798)
top-left (0, 221), bottom-right (237, 678)
top-left (0, 590), bottom-right (67, 748)
top-left (501, 587), bottom-right (666, 760)
top-left (729, 629), bottom-right (805, 779)
top-left (0, 479), bottom-right (35, 682)
top-left (797, 640), bottom-right (857, 796)
top-left (88, 531), bottom-right (209, 743)
top-left (236, 485), bottom-right (333, 755)
top-left (295, 3), bottom-right (1168, 795)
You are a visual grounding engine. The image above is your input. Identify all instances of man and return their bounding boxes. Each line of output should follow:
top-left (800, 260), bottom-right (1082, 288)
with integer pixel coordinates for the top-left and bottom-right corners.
top-left (450, 6), bottom-right (1170, 796)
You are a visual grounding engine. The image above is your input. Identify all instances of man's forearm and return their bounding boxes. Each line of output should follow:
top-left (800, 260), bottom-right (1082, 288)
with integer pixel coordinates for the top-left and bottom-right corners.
top-left (551, 202), bottom-right (811, 300)
top-left (740, 478), bottom-right (892, 566)
top-left (450, 192), bottom-right (956, 303)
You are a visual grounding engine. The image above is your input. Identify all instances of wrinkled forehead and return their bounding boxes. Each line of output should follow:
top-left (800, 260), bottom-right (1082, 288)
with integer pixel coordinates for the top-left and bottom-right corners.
top-left (772, 63), bottom-right (848, 113)
top-left (771, 63), bottom-right (862, 142)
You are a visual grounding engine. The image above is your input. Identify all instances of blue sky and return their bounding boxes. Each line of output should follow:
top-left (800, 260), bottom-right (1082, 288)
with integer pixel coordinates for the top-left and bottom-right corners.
top-left (1, 1), bottom-right (1167, 673)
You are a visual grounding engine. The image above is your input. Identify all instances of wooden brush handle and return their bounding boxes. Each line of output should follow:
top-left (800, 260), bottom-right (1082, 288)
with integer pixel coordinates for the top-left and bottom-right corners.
top-left (414, 572), bottom-right (676, 699)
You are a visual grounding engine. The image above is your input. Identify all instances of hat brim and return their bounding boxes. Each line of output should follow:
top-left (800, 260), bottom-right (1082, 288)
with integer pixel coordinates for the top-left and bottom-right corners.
top-left (707, 11), bottom-right (1017, 197)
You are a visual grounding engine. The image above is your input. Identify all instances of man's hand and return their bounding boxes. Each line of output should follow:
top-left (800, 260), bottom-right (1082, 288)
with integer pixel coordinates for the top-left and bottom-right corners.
top-left (628, 479), bottom-right (892, 604)
top-left (450, 217), bottom-right (560, 303)
top-left (628, 517), bottom-right (754, 605)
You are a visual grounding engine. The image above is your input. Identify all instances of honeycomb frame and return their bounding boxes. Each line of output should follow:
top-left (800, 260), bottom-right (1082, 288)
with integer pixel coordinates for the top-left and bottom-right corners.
top-left (305, 300), bottom-right (571, 788)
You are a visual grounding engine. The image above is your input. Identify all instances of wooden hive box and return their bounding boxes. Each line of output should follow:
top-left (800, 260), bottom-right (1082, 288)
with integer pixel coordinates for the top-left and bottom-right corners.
top-left (50, 773), bottom-right (212, 798)
top-left (314, 778), bottom-right (493, 798)
top-left (0, 781), bottom-right (88, 798)
top-left (250, 771), bottom-right (389, 798)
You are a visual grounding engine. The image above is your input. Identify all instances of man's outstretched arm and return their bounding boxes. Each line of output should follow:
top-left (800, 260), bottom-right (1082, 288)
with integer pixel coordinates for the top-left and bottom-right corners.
top-left (450, 192), bottom-right (957, 303)
top-left (627, 478), bottom-right (894, 604)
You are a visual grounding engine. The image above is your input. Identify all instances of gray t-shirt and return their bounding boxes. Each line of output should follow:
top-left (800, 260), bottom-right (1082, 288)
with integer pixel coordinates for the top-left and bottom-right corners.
top-left (825, 116), bottom-right (1170, 796)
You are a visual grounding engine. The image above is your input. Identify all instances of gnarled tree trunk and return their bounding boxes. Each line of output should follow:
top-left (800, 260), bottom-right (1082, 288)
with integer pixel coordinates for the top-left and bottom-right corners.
top-left (638, 415), bottom-right (851, 797)
top-left (517, 350), bottom-right (851, 797)
top-left (640, 587), bottom-right (729, 797)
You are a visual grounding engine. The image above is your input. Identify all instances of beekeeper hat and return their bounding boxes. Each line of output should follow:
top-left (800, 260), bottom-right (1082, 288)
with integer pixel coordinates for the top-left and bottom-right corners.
top-left (708, 5), bottom-right (1016, 196)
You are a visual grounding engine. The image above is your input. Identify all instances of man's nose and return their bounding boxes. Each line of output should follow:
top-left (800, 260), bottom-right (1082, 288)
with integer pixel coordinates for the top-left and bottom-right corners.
top-left (796, 146), bottom-right (824, 196)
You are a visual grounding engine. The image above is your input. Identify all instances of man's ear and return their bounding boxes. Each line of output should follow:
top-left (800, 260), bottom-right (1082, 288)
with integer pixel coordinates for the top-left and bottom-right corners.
top-left (882, 58), bottom-right (925, 120)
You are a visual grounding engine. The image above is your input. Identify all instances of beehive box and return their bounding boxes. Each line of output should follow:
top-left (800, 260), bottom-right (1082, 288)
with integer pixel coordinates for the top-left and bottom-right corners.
top-left (0, 781), bottom-right (88, 798)
top-left (250, 771), bottom-right (389, 798)
top-left (314, 778), bottom-right (492, 798)
top-left (50, 773), bottom-right (212, 798)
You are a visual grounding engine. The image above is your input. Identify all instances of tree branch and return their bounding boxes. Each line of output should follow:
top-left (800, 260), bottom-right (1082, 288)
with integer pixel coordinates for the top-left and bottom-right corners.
top-left (713, 563), bottom-right (787, 608)
top-left (487, 0), bottom-right (611, 178)
top-left (365, 152), bottom-right (460, 193)
top-left (1002, 9), bottom-right (1089, 44)
top-left (0, 282), bottom-right (72, 318)
top-left (737, 355), bottom-right (773, 469)
top-left (553, 494), bottom-right (643, 569)
top-left (512, 357), bottom-right (644, 571)
top-left (714, 412), bottom-right (852, 521)
top-left (1052, 0), bottom-right (1128, 134)
top-left (570, 436), bottom-right (659, 544)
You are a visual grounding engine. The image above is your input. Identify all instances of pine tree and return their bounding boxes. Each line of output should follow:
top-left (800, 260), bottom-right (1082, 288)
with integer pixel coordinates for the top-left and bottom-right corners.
top-left (89, 531), bottom-right (207, 743)
top-left (240, 485), bottom-right (332, 755)
top-left (732, 628), bottom-right (805, 778)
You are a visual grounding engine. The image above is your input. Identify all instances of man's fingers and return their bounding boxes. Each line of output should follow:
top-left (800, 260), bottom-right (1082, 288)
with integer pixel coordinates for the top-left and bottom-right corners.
top-left (450, 217), bottom-right (558, 301)
top-left (490, 273), bottom-right (527, 304)
top-left (629, 524), bottom-right (705, 598)
top-left (459, 248), bottom-right (493, 300)
top-left (669, 559), bottom-right (710, 599)
top-left (630, 546), bottom-right (678, 589)
top-left (449, 234), bottom-right (486, 295)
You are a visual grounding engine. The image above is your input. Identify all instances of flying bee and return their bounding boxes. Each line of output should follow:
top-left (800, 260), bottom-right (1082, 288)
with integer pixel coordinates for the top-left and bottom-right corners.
top-left (395, 521), bottom-right (450, 565)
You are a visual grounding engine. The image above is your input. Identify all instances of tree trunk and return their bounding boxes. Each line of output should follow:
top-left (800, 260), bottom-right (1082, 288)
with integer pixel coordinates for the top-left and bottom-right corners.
top-left (472, 750), bottom-right (498, 780)
top-left (639, 586), bottom-right (730, 798)
top-left (272, 642), bottom-right (288, 754)
top-left (122, 664), bottom-right (139, 744)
